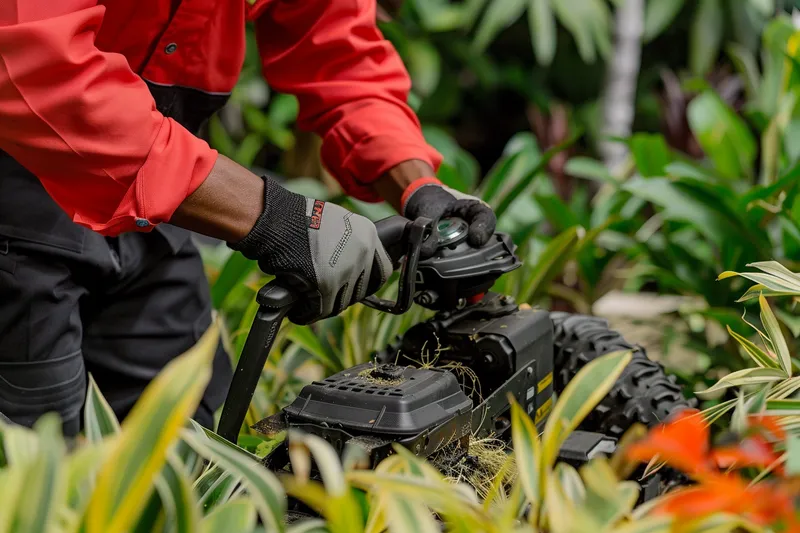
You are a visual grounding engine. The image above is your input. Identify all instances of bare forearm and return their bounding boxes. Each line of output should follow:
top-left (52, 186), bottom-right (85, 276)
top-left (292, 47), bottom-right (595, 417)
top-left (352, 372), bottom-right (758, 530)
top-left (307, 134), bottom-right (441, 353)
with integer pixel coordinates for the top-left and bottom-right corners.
top-left (372, 159), bottom-right (436, 213)
top-left (170, 155), bottom-right (264, 243)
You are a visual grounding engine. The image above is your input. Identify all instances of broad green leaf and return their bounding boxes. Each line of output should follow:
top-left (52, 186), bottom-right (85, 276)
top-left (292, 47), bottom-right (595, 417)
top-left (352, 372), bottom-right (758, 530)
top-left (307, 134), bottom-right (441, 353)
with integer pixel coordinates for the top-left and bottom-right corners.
top-left (346, 471), bottom-right (485, 528)
top-left (623, 176), bottom-right (758, 250)
top-left (518, 227), bottom-right (580, 303)
top-left (686, 512), bottom-right (769, 532)
top-left (563, 156), bottom-right (617, 185)
top-left (211, 252), bottom-right (257, 310)
top-left (747, 0), bottom-right (774, 16)
top-left (478, 133), bottom-right (540, 203)
top-left (383, 495), bottom-right (439, 533)
top-left (551, 0), bottom-right (612, 63)
top-left (552, 462), bottom-right (585, 505)
top-left (288, 518), bottom-right (329, 533)
top-left (760, 93), bottom-right (797, 185)
top-left (644, 0), bottom-right (685, 42)
top-left (288, 432), bottom-right (348, 496)
top-left (84, 374), bottom-right (121, 443)
top-left (208, 115), bottom-right (237, 159)
top-left (287, 326), bottom-right (344, 373)
top-left (687, 90), bottom-right (756, 180)
top-left (579, 459), bottom-right (640, 529)
top-left (748, 261), bottom-right (800, 291)
top-left (776, 308), bottom-right (800, 338)
top-left (629, 133), bottom-right (671, 177)
top-left (410, 0), bottom-right (473, 32)
top-left (765, 399), bottom-right (800, 415)
top-left (726, 43), bottom-right (761, 100)
top-left (611, 516), bottom-right (674, 533)
top-left (267, 93), bottom-right (299, 127)
top-left (406, 39), bottom-right (441, 97)
top-left (726, 326), bottom-right (780, 369)
top-left (738, 285), bottom-right (800, 302)
top-left (689, 0), bottom-right (723, 76)
top-left (234, 133), bottom-right (267, 168)
top-left (544, 468), bottom-right (575, 533)
top-left (787, 433), bottom-right (800, 476)
top-left (534, 193), bottom-right (580, 232)
top-left (202, 499), bottom-right (257, 533)
top-left (182, 430), bottom-right (287, 533)
top-left (528, 0), bottom-right (556, 65)
top-left (698, 367), bottom-right (788, 397)
top-left (472, 0), bottom-right (528, 52)
top-left (1, 423), bottom-right (38, 466)
top-left (758, 293), bottom-right (792, 376)
top-left (0, 465), bottom-right (24, 533)
top-left (65, 439), bottom-right (110, 520)
top-left (132, 489), bottom-right (163, 533)
top-left (155, 455), bottom-right (202, 533)
top-left (12, 414), bottom-right (65, 533)
top-left (195, 465), bottom-right (239, 514)
top-left (542, 350), bottom-right (633, 470)
top-left (509, 397), bottom-right (542, 522)
top-left (86, 322), bottom-right (219, 533)
top-left (495, 130), bottom-right (583, 219)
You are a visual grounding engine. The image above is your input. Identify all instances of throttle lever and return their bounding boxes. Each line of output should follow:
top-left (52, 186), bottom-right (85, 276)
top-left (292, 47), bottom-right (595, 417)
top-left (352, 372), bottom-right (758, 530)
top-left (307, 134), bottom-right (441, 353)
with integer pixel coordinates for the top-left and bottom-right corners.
top-left (363, 215), bottom-right (432, 315)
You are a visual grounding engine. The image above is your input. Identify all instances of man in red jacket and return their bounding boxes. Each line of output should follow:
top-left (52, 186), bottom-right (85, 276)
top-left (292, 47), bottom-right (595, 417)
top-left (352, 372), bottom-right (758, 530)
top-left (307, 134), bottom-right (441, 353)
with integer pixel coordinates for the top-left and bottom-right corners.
top-left (0, 0), bottom-right (496, 435)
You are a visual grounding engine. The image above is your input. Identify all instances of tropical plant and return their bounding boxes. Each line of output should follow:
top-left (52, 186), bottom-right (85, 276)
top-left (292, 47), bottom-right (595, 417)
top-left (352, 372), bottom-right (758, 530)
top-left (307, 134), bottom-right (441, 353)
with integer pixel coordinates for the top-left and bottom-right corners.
top-left (0, 321), bottom-right (295, 533)
top-left (0, 307), bottom-right (649, 533)
top-left (694, 261), bottom-right (800, 429)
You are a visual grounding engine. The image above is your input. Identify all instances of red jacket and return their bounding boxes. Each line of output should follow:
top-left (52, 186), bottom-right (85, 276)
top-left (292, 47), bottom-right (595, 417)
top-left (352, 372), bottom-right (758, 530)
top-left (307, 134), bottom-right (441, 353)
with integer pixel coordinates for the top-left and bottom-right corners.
top-left (0, 0), bottom-right (442, 236)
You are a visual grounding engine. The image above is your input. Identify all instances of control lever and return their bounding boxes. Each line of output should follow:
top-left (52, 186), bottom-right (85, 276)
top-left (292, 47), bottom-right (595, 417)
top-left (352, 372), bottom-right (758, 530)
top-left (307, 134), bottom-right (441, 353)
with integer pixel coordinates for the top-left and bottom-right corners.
top-left (217, 214), bottom-right (431, 443)
top-left (217, 281), bottom-right (297, 443)
top-left (362, 215), bottom-right (432, 315)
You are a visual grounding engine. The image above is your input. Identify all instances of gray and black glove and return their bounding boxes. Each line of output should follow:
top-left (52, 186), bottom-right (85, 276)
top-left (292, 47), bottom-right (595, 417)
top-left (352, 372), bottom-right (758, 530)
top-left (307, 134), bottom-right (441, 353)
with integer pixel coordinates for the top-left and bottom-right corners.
top-left (402, 178), bottom-right (496, 258)
top-left (230, 176), bottom-right (393, 325)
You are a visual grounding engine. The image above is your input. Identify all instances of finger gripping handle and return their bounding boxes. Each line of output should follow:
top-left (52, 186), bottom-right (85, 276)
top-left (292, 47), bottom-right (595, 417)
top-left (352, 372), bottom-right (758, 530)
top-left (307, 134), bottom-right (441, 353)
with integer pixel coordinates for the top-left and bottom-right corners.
top-left (375, 215), bottom-right (412, 266)
top-left (363, 216), bottom-right (432, 315)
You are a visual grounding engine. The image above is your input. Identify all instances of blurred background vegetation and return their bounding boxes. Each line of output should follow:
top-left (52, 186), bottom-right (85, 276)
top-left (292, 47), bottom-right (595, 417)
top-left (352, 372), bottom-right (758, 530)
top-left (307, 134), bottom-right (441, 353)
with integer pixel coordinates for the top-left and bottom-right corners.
top-left (198, 0), bottom-right (800, 441)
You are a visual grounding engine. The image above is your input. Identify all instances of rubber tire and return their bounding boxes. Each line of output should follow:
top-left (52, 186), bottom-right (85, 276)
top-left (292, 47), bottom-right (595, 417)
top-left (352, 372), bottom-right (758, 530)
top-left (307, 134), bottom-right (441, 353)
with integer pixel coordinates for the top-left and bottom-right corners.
top-left (551, 312), bottom-right (695, 438)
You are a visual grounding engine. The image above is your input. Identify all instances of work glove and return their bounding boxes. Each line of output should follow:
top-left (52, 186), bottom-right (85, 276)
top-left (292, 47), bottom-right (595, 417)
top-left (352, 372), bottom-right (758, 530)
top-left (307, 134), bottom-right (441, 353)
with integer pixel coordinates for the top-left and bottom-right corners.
top-left (230, 176), bottom-right (393, 325)
top-left (401, 178), bottom-right (497, 258)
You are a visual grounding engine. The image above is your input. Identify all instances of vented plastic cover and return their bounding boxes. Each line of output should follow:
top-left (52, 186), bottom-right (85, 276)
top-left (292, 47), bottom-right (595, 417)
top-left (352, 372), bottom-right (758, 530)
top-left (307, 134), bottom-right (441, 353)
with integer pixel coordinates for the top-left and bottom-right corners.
top-left (283, 362), bottom-right (472, 437)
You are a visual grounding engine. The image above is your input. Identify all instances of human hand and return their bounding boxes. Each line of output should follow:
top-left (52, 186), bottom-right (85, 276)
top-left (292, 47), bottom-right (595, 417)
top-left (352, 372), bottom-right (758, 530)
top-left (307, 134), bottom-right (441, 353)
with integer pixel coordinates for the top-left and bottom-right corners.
top-left (401, 178), bottom-right (497, 257)
top-left (229, 176), bottom-right (393, 325)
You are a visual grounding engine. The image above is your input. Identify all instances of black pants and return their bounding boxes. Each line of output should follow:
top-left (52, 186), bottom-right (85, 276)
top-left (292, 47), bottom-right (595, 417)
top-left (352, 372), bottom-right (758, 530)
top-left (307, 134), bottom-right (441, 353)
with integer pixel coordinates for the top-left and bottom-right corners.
top-left (0, 153), bottom-right (233, 436)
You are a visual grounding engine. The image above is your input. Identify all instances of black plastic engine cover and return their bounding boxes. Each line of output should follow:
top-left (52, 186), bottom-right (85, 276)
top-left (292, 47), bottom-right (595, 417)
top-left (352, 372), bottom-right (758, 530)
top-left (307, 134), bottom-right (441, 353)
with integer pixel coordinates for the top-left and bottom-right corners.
top-left (283, 362), bottom-right (472, 438)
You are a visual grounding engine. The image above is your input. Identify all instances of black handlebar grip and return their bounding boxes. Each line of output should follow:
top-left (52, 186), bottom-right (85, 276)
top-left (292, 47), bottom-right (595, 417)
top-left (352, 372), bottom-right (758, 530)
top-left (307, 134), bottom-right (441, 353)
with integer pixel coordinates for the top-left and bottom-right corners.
top-left (375, 215), bottom-right (411, 266)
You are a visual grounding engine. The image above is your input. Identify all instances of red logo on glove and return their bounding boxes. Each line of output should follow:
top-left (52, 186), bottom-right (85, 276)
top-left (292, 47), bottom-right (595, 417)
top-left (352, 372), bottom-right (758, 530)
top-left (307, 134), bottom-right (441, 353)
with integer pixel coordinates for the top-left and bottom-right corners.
top-left (309, 200), bottom-right (325, 229)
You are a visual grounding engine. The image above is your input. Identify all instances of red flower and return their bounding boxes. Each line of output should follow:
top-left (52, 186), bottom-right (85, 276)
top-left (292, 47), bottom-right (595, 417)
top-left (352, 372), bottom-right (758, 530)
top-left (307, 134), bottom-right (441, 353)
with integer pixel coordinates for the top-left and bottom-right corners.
top-left (626, 409), bottom-right (713, 475)
top-left (625, 409), bottom-right (799, 529)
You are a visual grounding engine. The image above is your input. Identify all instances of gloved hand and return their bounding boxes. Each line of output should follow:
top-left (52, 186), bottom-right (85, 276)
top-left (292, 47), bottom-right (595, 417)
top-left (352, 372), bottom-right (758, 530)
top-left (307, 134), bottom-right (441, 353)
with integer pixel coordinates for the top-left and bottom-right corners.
top-left (401, 178), bottom-right (497, 257)
top-left (229, 176), bottom-right (393, 325)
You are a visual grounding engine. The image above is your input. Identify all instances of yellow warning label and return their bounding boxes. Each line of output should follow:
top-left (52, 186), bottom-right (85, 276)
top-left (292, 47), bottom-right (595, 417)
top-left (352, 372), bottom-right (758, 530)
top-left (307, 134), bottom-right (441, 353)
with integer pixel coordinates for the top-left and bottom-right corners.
top-left (537, 371), bottom-right (553, 393)
top-left (534, 397), bottom-right (553, 424)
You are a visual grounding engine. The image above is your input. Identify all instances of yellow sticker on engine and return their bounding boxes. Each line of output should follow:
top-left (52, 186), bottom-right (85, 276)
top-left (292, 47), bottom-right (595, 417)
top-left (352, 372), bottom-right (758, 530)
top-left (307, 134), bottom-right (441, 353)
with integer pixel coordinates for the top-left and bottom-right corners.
top-left (534, 397), bottom-right (553, 425)
top-left (537, 371), bottom-right (553, 393)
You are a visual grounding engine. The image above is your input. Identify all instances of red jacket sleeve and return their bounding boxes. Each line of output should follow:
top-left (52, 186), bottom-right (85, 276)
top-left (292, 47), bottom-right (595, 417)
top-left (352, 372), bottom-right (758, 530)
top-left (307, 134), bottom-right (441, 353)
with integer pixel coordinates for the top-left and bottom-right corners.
top-left (0, 1), bottom-right (217, 236)
top-left (250, 0), bottom-right (443, 202)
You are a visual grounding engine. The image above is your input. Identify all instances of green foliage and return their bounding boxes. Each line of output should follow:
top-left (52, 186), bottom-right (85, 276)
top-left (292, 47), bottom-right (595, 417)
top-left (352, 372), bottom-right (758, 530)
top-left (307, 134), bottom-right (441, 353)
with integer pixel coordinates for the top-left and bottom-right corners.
top-left (3, 286), bottom-right (798, 532)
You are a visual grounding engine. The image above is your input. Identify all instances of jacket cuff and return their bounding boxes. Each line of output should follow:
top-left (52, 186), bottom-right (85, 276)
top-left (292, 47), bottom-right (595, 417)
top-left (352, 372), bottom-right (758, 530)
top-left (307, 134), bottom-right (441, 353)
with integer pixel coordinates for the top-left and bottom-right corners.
top-left (73, 118), bottom-right (218, 236)
top-left (320, 107), bottom-right (443, 203)
top-left (400, 177), bottom-right (442, 215)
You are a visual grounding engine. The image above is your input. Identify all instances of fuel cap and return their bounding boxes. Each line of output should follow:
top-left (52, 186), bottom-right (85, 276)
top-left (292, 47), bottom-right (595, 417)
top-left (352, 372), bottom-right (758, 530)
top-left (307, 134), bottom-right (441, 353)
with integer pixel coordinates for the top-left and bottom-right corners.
top-left (436, 217), bottom-right (469, 247)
